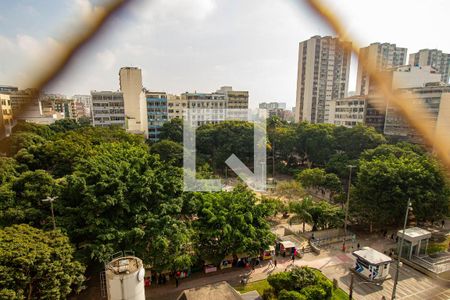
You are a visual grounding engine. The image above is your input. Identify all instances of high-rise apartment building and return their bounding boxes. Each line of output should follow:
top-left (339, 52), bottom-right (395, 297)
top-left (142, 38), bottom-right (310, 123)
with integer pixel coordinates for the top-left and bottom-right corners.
top-left (91, 91), bottom-right (125, 127)
top-left (356, 42), bottom-right (407, 95)
top-left (295, 36), bottom-right (351, 123)
top-left (119, 67), bottom-right (147, 136)
top-left (216, 86), bottom-right (249, 109)
top-left (409, 49), bottom-right (450, 83)
top-left (146, 91), bottom-right (168, 142)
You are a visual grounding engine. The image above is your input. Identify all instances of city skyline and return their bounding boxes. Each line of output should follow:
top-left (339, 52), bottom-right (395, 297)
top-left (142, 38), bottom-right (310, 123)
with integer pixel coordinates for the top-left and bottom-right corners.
top-left (0, 0), bottom-right (450, 109)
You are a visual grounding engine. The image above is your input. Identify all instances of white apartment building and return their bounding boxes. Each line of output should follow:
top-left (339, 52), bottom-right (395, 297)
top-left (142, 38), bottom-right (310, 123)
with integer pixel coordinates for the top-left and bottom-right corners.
top-left (327, 96), bottom-right (367, 127)
top-left (356, 42), bottom-right (407, 95)
top-left (409, 49), bottom-right (450, 83)
top-left (183, 92), bottom-right (227, 127)
top-left (295, 36), bottom-right (351, 123)
top-left (72, 94), bottom-right (92, 117)
top-left (119, 67), bottom-right (147, 137)
top-left (91, 91), bottom-right (125, 127)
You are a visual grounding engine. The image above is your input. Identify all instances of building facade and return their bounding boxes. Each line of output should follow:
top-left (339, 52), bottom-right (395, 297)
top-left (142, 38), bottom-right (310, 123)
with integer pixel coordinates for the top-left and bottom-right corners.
top-left (119, 67), bottom-right (147, 136)
top-left (0, 94), bottom-right (13, 139)
top-left (356, 42), bottom-right (407, 95)
top-left (183, 92), bottom-right (227, 127)
top-left (409, 49), bottom-right (450, 83)
top-left (167, 94), bottom-right (187, 120)
top-left (91, 91), bottom-right (125, 128)
top-left (216, 86), bottom-right (249, 109)
top-left (72, 94), bottom-right (92, 118)
top-left (295, 36), bottom-right (351, 123)
top-left (146, 91), bottom-right (168, 142)
top-left (327, 96), bottom-right (367, 127)
top-left (384, 83), bottom-right (450, 144)
top-left (363, 65), bottom-right (441, 132)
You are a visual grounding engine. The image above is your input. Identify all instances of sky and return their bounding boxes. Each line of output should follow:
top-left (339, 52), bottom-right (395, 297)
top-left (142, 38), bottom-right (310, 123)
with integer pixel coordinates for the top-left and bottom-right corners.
top-left (0, 0), bottom-right (449, 109)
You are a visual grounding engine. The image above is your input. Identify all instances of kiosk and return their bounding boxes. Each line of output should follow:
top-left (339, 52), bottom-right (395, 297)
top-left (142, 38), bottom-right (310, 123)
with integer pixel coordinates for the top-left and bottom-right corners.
top-left (352, 247), bottom-right (392, 282)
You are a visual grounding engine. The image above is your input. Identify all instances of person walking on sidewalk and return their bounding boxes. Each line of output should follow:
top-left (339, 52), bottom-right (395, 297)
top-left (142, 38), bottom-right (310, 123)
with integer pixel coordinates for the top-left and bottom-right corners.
top-left (268, 258), bottom-right (274, 268)
top-left (291, 253), bottom-right (295, 264)
top-left (274, 259), bottom-right (277, 268)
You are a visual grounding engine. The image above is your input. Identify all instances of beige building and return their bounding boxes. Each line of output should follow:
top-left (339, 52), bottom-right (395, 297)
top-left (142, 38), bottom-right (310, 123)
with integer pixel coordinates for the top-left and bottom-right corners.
top-left (384, 83), bottom-right (450, 144)
top-left (167, 94), bottom-right (187, 119)
top-left (183, 91), bottom-right (227, 127)
top-left (216, 86), bottom-right (249, 109)
top-left (0, 94), bottom-right (13, 139)
top-left (356, 42), bottom-right (407, 95)
top-left (295, 36), bottom-right (351, 123)
top-left (409, 49), bottom-right (450, 83)
top-left (119, 67), bottom-right (147, 137)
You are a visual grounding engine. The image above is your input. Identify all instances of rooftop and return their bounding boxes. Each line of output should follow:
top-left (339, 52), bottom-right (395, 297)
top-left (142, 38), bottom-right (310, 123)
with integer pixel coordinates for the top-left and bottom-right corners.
top-left (177, 281), bottom-right (243, 300)
top-left (353, 247), bottom-right (392, 265)
top-left (398, 227), bottom-right (432, 239)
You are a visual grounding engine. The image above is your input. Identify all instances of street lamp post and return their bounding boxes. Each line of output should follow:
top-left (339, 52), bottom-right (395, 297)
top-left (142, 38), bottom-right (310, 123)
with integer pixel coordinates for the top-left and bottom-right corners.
top-left (42, 196), bottom-right (58, 230)
top-left (344, 165), bottom-right (355, 235)
top-left (391, 198), bottom-right (412, 300)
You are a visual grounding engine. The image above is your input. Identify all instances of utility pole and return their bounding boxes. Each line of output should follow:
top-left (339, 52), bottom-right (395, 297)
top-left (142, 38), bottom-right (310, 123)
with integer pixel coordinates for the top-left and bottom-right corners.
top-left (391, 198), bottom-right (412, 300)
top-left (272, 141), bottom-right (275, 179)
top-left (349, 273), bottom-right (354, 300)
top-left (42, 196), bottom-right (58, 230)
top-left (344, 165), bottom-right (355, 235)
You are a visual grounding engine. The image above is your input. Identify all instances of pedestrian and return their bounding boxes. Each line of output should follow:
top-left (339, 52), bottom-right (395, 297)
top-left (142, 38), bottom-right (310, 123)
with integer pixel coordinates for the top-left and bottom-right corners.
top-left (268, 258), bottom-right (273, 268)
top-left (442, 220), bottom-right (445, 228)
top-left (342, 242), bottom-right (346, 252)
top-left (390, 233), bottom-right (394, 240)
top-left (175, 277), bottom-right (179, 288)
top-left (291, 253), bottom-right (295, 264)
top-left (274, 259), bottom-right (277, 268)
top-left (357, 242), bottom-right (360, 250)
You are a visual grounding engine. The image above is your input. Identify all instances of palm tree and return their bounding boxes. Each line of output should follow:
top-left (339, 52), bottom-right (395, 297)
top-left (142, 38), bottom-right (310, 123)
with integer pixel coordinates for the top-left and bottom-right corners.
top-left (289, 197), bottom-right (313, 233)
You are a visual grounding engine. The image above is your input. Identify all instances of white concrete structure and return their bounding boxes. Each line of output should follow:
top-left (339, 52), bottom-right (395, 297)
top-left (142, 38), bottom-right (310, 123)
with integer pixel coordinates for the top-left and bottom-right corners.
top-left (397, 227), bottom-right (432, 259)
top-left (327, 95), bottom-right (367, 127)
top-left (91, 91), bottom-right (126, 128)
top-left (389, 65), bottom-right (442, 89)
top-left (119, 67), bottom-right (148, 137)
top-left (295, 36), bottom-right (351, 123)
top-left (105, 256), bottom-right (146, 300)
top-left (356, 42), bottom-right (407, 95)
top-left (353, 247), bottom-right (392, 282)
top-left (409, 49), bottom-right (450, 83)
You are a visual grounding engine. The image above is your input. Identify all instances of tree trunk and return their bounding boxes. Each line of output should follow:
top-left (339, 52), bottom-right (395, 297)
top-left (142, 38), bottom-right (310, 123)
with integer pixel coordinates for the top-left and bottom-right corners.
top-left (302, 222), bottom-right (305, 233)
top-left (28, 283), bottom-right (32, 300)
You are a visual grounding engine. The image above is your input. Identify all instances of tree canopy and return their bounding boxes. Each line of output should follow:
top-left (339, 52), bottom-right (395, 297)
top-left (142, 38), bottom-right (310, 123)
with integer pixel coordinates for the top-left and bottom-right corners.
top-left (0, 224), bottom-right (85, 300)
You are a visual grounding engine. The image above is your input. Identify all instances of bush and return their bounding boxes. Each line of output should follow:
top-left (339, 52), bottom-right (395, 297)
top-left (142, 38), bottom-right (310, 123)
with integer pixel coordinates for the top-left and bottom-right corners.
top-left (278, 289), bottom-right (307, 300)
top-left (262, 287), bottom-right (277, 300)
top-left (300, 285), bottom-right (327, 300)
top-left (268, 272), bottom-right (293, 293)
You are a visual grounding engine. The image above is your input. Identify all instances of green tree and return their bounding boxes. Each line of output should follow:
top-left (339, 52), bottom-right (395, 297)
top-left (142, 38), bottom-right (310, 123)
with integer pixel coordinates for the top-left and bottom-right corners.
top-left (0, 170), bottom-right (58, 228)
top-left (352, 144), bottom-right (449, 230)
top-left (296, 168), bottom-right (342, 200)
top-left (150, 139), bottom-right (183, 166)
top-left (159, 118), bottom-right (183, 143)
top-left (0, 224), bottom-right (85, 300)
top-left (59, 141), bottom-right (192, 271)
top-left (193, 185), bottom-right (275, 265)
top-left (289, 197), bottom-right (313, 233)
